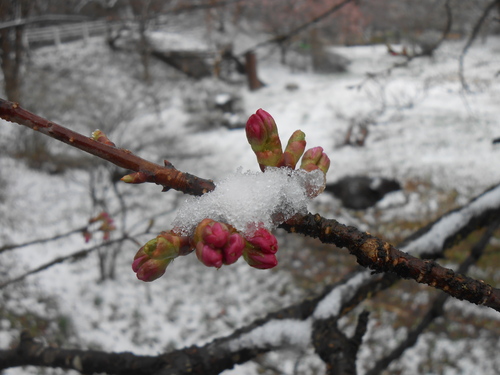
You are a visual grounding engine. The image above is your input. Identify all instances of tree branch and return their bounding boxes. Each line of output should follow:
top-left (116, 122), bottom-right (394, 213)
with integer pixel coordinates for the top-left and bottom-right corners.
top-left (0, 226), bottom-right (86, 254)
top-left (281, 210), bottom-right (500, 312)
top-left (0, 236), bottom-right (134, 289)
top-left (0, 99), bottom-right (215, 196)
top-left (313, 310), bottom-right (370, 375)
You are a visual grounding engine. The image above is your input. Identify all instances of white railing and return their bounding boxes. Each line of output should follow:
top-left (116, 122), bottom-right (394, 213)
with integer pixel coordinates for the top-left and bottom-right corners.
top-left (24, 20), bottom-right (110, 48)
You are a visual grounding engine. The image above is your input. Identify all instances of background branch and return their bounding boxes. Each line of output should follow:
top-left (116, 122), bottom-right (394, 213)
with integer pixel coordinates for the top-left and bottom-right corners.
top-left (239, 0), bottom-right (356, 56)
top-left (459, 0), bottom-right (500, 91)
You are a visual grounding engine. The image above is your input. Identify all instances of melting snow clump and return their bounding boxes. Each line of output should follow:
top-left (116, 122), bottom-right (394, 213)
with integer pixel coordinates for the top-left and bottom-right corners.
top-left (172, 167), bottom-right (325, 235)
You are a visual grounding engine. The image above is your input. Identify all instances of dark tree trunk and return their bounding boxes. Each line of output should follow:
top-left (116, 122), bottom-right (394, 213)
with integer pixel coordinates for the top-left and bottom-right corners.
top-left (245, 51), bottom-right (264, 91)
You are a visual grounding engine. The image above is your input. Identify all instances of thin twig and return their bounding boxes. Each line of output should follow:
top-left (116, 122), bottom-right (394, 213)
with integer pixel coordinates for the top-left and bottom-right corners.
top-left (459, 0), bottom-right (500, 91)
top-left (0, 237), bottom-right (131, 289)
top-left (239, 0), bottom-right (355, 56)
top-left (0, 226), bottom-right (86, 254)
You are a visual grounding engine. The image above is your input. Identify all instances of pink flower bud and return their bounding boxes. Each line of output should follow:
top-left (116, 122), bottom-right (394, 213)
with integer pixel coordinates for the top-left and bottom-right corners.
top-left (246, 228), bottom-right (278, 254)
top-left (196, 243), bottom-right (223, 268)
top-left (132, 231), bottom-right (191, 281)
top-left (204, 222), bottom-right (230, 248)
top-left (136, 259), bottom-right (170, 281)
top-left (132, 248), bottom-right (171, 281)
top-left (222, 233), bottom-right (245, 265)
top-left (245, 109), bottom-right (283, 171)
top-left (281, 130), bottom-right (306, 169)
top-left (193, 219), bottom-right (229, 248)
top-left (300, 147), bottom-right (330, 174)
top-left (83, 230), bottom-right (92, 243)
top-left (317, 153), bottom-right (331, 175)
top-left (243, 250), bottom-right (278, 269)
top-left (245, 109), bottom-right (278, 148)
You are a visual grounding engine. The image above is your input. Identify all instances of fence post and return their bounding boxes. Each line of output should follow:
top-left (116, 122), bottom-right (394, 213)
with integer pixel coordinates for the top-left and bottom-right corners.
top-left (83, 22), bottom-right (89, 45)
top-left (53, 27), bottom-right (61, 47)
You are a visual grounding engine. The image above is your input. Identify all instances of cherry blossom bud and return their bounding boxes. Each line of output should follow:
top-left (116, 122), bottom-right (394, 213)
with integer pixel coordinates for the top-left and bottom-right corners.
top-left (193, 219), bottom-right (230, 249)
top-left (192, 219), bottom-right (245, 267)
top-left (195, 243), bottom-right (224, 268)
top-left (121, 171), bottom-right (149, 184)
top-left (246, 228), bottom-right (278, 254)
top-left (246, 109), bottom-right (283, 171)
top-left (300, 147), bottom-right (331, 175)
top-left (222, 233), bottom-right (245, 265)
top-left (143, 231), bottom-right (191, 260)
top-left (281, 130), bottom-right (306, 169)
top-left (132, 248), bottom-right (171, 282)
top-left (243, 250), bottom-right (278, 269)
top-left (242, 228), bottom-right (279, 269)
top-left (87, 212), bottom-right (116, 241)
top-left (83, 230), bottom-right (92, 243)
top-left (132, 231), bottom-right (191, 281)
top-left (91, 129), bottom-right (116, 147)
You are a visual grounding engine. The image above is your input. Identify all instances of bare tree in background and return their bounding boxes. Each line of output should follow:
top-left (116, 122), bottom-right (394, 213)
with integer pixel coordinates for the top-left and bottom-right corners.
top-left (0, 0), bottom-right (33, 102)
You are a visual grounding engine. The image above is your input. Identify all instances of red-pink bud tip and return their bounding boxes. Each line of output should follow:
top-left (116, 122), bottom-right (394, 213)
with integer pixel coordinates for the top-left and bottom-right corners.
top-left (246, 228), bottom-right (278, 254)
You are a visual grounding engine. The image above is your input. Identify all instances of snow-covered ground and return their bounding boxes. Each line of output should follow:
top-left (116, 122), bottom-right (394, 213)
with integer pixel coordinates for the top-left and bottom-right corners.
top-left (0, 25), bottom-right (499, 375)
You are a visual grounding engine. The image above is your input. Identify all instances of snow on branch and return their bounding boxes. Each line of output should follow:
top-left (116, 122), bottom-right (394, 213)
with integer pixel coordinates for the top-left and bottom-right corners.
top-left (401, 184), bottom-right (500, 257)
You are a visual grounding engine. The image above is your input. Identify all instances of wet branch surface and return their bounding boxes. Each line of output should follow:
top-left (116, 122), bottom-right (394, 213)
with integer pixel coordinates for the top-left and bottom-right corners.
top-left (2, 99), bottom-right (500, 374)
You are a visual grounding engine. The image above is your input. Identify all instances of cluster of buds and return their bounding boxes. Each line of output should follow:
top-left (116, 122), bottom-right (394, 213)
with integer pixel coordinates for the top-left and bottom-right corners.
top-left (192, 219), bottom-right (244, 268)
top-left (245, 109), bottom-right (330, 175)
top-left (132, 219), bottom-right (279, 281)
top-left (83, 211), bottom-right (116, 242)
top-left (192, 219), bottom-right (278, 270)
top-left (132, 109), bottom-right (331, 282)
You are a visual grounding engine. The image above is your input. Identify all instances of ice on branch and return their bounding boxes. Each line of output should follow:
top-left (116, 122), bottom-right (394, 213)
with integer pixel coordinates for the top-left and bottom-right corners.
top-left (172, 167), bottom-right (326, 236)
